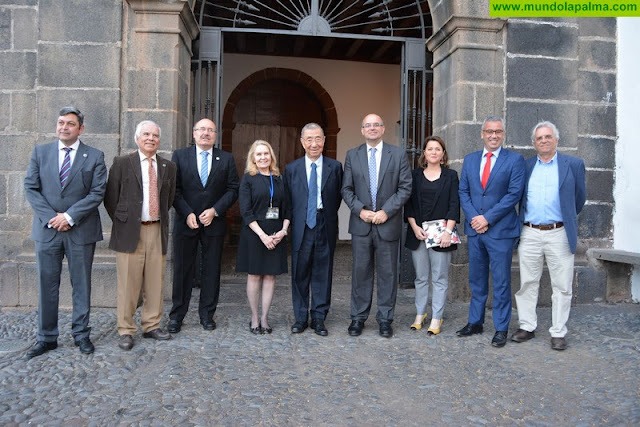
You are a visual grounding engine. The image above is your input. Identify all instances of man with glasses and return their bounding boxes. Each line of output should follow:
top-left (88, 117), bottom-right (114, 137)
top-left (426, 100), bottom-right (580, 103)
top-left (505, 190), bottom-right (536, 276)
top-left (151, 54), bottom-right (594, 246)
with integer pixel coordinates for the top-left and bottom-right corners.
top-left (168, 118), bottom-right (239, 333)
top-left (342, 113), bottom-right (412, 338)
top-left (457, 116), bottom-right (525, 348)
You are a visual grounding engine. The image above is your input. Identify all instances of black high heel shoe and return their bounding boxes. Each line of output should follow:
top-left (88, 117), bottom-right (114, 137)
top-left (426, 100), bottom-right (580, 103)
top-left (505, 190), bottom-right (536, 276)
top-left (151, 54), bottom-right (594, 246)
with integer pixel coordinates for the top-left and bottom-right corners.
top-left (261, 325), bottom-right (273, 334)
top-left (249, 322), bottom-right (261, 335)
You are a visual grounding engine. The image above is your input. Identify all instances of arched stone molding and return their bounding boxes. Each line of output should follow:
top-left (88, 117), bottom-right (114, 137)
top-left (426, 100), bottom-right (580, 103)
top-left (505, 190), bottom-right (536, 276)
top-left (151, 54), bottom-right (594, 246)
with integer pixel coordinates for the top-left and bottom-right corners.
top-left (221, 68), bottom-right (340, 159)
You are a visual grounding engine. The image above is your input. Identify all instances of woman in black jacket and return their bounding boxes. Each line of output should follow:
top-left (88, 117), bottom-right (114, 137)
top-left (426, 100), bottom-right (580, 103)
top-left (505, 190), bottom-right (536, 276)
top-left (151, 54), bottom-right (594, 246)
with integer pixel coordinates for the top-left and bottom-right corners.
top-left (404, 136), bottom-right (460, 335)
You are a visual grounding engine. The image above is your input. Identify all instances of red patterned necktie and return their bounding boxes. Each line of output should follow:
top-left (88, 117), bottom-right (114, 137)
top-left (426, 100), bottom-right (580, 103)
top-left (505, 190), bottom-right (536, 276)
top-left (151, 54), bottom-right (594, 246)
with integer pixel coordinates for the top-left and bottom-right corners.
top-left (481, 152), bottom-right (493, 190)
top-left (148, 157), bottom-right (159, 219)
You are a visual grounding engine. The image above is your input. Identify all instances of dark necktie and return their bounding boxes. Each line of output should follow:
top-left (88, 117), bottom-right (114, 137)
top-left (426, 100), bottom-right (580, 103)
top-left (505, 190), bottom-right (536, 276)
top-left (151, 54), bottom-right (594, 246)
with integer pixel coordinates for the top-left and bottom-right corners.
top-left (481, 152), bottom-right (493, 189)
top-left (59, 147), bottom-right (72, 188)
top-left (306, 162), bottom-right (317, 228)
top-left (369, 147), bottom-right (377, 210)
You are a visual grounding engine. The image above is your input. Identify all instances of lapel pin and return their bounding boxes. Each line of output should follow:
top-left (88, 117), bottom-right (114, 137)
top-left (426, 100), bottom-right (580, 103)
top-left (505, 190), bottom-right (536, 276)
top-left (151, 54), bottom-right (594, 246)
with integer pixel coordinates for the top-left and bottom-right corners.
top-left (83, 153), bottom-right (87, 157)
top-left (216, 157), bottom-right (220, 161)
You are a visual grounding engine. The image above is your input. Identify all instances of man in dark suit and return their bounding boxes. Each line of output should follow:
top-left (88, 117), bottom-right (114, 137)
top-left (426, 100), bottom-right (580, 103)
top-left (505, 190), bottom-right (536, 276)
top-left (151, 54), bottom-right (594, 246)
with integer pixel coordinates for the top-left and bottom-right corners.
top-left (341, 113), bottom-right (412, 338)
top-left (457, 116), bottom-right (525, 348)
top-left (24, 106), bottom-right (106, 358)
top-left (511, 121), bottom-right (586, 351)
top-left (285, 123), bottom-right (343, 336)
top-left (105, 120), bottom-right (177, 351)
top-left (168, 118), bottom-right (239, 333)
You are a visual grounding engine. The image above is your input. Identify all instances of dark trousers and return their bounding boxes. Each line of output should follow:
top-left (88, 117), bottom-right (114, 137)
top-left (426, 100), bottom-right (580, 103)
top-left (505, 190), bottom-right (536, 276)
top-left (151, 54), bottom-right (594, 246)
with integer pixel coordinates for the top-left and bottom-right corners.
top-left (170, 232), bottom-right (224, 323)
top-left (291, 213), bottom-right (333, 322)
top-left (467, 233), bottom-right (515, 332)
top-left (350, 226), bottom-right (399, 323)
top-left (35, 234), bottom-right (95, 342)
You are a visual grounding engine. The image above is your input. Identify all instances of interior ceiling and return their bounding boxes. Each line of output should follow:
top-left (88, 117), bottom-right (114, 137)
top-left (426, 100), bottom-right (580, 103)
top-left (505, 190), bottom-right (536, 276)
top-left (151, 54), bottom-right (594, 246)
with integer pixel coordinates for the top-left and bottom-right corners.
top-left (193, 0), bottom-right (432, 64)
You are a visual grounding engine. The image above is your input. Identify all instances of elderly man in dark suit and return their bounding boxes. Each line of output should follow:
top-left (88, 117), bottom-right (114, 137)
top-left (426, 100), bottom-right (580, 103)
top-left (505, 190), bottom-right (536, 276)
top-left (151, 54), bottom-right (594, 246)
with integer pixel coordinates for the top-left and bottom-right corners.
top-left (105, 120), bottom-right (177, 351)
top-left (24, 106), bottom-right (107, 358)
top-left (341, 113), bottom-right (412, 338)
top-left (168, 118), bottom-right (239, 333)
top-left (285, 123), bottom-right (343, 336)
top-left (511, 121), bottom-right (586, 351)
top-left (457, 116), bottom-right (525, 348)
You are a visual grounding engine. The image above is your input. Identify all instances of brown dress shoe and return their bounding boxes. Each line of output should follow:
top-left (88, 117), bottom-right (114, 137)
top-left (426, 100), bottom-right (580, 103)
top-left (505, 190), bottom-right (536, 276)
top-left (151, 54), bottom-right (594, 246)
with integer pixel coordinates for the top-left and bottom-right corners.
top-left (143, 328), bottom-right (171, 340)
top-left (551, 337), bottom-right (567, 351)
top-left (511, 329), bottom-right (535, 343)
top-left (118, 334), bottom-right (134, 351)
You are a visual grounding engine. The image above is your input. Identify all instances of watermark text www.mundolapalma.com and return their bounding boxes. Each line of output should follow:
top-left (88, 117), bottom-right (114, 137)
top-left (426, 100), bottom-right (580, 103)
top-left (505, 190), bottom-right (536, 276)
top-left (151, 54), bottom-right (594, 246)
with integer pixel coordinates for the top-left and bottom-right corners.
top-left (490, 0), bottom-right (640, 17)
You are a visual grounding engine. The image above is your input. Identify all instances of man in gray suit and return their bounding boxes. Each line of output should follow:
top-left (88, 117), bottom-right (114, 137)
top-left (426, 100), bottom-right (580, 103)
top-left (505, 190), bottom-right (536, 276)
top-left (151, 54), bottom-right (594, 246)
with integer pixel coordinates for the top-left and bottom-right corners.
top-left (341, 113), bottom-right (412, 338)
top-left (24, 106), bottom-right (107, 358)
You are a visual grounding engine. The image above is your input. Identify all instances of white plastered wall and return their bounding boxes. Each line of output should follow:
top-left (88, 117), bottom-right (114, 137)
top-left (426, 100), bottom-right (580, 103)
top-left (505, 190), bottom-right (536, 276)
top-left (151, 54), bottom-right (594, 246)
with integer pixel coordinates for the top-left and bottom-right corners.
top-left (615, 18), bottom-right (640, 302)
top-left (223, 54), bottom-right (402, 240)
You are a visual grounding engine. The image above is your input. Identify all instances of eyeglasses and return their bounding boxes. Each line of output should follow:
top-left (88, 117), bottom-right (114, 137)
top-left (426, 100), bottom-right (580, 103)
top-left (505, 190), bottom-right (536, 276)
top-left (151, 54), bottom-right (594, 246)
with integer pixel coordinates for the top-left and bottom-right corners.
top-left (304, 137), bottom-right (324, 143)
top-left (483, 129), bottom-right (504, 136)
top-left (195, 127), bottom-right (216, 133)
top-left (362, 123), bottom-right (384, 129)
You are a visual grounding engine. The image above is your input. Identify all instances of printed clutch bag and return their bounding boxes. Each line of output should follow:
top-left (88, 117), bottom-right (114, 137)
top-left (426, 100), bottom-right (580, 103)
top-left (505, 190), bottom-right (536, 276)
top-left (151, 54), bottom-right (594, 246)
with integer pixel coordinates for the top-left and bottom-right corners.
top-left (421, 219), bottom-right (461, 249)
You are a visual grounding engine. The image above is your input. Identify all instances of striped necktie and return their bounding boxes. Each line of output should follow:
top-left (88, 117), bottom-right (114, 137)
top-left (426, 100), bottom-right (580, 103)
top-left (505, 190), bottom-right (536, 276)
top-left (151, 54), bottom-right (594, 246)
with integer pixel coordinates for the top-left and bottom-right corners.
top-left (59, 147), bottom-right (72, 188)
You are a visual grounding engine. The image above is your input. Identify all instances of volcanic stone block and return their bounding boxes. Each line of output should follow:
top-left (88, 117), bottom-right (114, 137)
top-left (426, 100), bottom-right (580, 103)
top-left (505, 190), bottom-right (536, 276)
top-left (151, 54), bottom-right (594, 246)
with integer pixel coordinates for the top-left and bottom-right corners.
top-left (0, 135), bottom-right (34, 172)
top-left (578, 104), bottom-right (616, 138)
top-left (578, 204), bottom-right (612, 239)
top-left (12, 8), bottom-right (37, 50)
top-left (0, 93), bottom-right (9, 129)
top-left (578, 17), bottom-right (616, 38)
top-left (574, 265), bottom-right (607, 303)
top-left (578, 137), bottom-right (614, 169)
top-left (586, 170), bottom-right (614, 203)
top-left (11, 91), bottom-right (36, 132)
top-left (578, 70), bottom-right (616, 103)
top-left (507, 57), bottom-right (577, 101)
top-left (507, 21), bottom-right (578, 57)
top-left (579, 39), bottom-right (616, 71)
top-left (124, 69), bottom-right (158, 109)
top-left (39, 0), bottom-right (121, 43)
top-left (0, 8), bottom-right (10, 50)
top-left (0, 174), bottom-right (5, 214)
top-left (38, 44), bottom-right (120, 88)
top-left (0, 52), bottom-right (36, 90)
top-left (0, 263), bottom-right (19, 307)
top-left (506, 101), bottom-right (578, 147)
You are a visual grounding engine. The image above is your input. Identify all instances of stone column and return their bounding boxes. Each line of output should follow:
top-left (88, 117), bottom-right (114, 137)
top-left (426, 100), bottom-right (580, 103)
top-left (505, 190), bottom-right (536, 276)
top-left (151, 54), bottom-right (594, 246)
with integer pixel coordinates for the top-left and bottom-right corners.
top-left (121, 0), bottom-right (199, 153)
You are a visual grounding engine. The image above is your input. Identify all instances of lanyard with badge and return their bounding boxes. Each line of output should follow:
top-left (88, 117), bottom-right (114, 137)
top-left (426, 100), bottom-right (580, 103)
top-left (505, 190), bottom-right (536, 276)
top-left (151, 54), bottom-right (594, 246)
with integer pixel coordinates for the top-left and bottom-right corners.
top-left (265, 173), bottom-right (280, 220)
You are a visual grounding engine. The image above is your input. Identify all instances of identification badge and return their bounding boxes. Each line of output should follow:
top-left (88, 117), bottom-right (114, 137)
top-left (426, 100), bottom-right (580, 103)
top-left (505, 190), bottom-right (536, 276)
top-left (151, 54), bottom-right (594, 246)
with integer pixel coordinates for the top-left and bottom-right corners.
top-left (266, 207), bottom-right (280, 220)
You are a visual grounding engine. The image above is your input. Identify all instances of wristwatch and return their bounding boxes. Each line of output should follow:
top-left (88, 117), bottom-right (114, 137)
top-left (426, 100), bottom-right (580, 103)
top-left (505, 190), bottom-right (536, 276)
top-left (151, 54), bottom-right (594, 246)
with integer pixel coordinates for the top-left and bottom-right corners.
top-left (444, 228), bottom-right (453, 235)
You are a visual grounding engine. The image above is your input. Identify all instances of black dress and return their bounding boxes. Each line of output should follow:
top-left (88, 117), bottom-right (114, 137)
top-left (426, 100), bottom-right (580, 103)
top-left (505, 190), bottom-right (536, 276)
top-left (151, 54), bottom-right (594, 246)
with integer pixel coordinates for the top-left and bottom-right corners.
top-left (236, 172), bottom-right (290, 275)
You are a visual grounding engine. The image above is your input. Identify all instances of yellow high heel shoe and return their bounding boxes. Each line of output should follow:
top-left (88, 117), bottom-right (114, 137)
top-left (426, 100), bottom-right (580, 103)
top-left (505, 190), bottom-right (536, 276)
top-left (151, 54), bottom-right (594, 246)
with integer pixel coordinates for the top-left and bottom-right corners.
top-left (410, 313), bottom-right (428, 330)
top-left (427, 319), bottom-right (443, 336)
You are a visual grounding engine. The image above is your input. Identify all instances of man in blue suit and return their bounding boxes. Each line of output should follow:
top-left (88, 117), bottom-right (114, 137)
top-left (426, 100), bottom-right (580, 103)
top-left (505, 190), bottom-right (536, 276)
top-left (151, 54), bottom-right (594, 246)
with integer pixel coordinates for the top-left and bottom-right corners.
top-left (24, 106), bottom-right (107, 357)
top-left (457, 116), bottom-right (525, 348)
top-left (168, 118), bottom-right (239, 333)
top-left (285, 123), bottom-right (343, 336)
top-left (511, 121), bottom-right (586, 351)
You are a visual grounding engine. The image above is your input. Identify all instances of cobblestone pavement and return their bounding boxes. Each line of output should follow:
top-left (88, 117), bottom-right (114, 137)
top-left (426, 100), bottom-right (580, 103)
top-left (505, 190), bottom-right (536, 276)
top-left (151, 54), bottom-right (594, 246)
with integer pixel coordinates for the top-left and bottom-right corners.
top-left (1, 271), bottom-right (639, 425)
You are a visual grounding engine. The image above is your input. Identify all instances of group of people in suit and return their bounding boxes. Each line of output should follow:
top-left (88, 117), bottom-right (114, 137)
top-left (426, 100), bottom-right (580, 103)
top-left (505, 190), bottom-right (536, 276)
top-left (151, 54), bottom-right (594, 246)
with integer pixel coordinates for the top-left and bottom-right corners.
top-left (23, 107), bottom-right (584, 358)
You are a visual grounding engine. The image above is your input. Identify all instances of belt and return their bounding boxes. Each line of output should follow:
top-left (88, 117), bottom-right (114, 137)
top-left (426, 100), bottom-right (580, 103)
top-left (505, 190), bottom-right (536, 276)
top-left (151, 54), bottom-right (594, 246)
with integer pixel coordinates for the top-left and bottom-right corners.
top-left (524, 222), bottom-right (563, 230)
top-left (141, 220), bottom-right (160, 225)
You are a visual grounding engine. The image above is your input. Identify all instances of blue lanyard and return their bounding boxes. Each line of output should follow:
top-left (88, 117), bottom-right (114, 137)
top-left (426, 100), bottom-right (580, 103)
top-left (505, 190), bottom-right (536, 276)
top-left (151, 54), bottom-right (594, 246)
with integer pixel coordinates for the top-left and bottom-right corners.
top-left (269, 173), bottom-right (274, 207)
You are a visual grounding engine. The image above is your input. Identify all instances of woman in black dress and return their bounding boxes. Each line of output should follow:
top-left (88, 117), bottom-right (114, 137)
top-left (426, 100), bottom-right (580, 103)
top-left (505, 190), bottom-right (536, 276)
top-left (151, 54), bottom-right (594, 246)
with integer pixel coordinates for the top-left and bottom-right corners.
top-left (236, 140), bottom-right (290, 334)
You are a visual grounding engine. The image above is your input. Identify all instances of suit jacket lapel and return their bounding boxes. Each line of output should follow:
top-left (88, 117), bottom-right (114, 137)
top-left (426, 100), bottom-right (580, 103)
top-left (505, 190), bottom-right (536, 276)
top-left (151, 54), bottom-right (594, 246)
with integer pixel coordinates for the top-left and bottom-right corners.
top-left (321, 157), bottom-right (330, 192)
top-left (190, 146), bottom-right (206, 188)
top-left (129, 152), bottom-right (143, 189)
top-left (377, 143), bottom-right (392, 190)
top-left (63, 141), bottom-right (87, 191)
top-left (486, 150), bottom-right (507, 189)
top-left (557, 153), bottom-right (569, 188)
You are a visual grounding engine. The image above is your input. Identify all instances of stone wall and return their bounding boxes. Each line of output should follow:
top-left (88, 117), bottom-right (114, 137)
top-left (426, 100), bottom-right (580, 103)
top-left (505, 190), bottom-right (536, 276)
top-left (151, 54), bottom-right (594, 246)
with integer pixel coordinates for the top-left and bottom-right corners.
top-left (0, 0), bottom-right (123, 307)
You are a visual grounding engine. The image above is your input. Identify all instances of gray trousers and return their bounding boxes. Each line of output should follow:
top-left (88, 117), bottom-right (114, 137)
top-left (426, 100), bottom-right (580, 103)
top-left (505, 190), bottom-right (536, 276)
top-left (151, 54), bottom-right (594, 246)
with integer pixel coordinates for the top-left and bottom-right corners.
top-left (35, 233), bottom-right (94, 342)
top-left (411, 243), bottom-right (451, 319)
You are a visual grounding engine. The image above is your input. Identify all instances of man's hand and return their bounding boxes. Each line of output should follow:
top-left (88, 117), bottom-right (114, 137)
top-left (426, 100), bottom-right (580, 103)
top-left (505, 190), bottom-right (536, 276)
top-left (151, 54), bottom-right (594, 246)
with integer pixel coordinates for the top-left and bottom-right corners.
top-left (198, 208), bottom-right (216, 227)
top-left (470, 215), bottom-right (489, 232)
top-left (186, 213), bottom-right (199, 229)
top-left (359, 209), bottom-right (376, 223)
top-left (48, 213), bottom-right (70, 232)
top-left (372, 210), bottom-right (388, 225)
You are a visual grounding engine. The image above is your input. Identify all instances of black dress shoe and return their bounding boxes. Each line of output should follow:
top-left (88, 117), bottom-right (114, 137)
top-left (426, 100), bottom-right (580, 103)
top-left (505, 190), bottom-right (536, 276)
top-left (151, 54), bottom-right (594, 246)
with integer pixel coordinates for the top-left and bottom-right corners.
top-left (74, 337), bottom-right (95, 354)
top-left (511, 328), bottom-right (535, 343)
top-left (348, 320), bottom-right (365, 336)
top-left (201, 319), bottom-right (216, 331)
top-left (26, 341), bottom-right (57, 358)
top-left (118, 334), bottom-right (134, 351)
top-left (143, 328), bottom-right (171, 340)
top-left (491, 331), bottom-right (508, 348)
top-left (379, 322), bottom-right (393, 338)
top-left (456, 323), bottom-right (484, 336)
top-left (310, 319), bottom-right (328, 336)
top-left (249, 322), bottom-right (262, 335)
top-left (167, 320), bottom-right (182, 334)
top-left (291, 321), bottom-right (308, 334)
top-left (551, 337), bottom-right (567, 351)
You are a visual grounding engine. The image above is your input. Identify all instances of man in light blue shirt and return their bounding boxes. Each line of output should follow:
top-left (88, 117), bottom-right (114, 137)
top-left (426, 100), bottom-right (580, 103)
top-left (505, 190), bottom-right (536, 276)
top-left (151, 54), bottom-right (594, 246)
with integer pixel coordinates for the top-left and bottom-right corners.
top-left (512, 121), bottom-right (586, 351)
